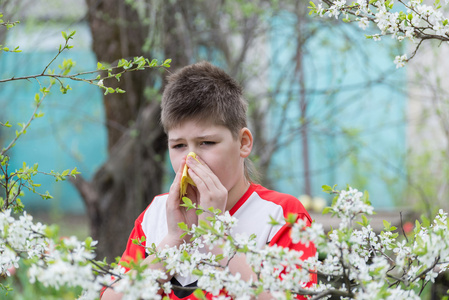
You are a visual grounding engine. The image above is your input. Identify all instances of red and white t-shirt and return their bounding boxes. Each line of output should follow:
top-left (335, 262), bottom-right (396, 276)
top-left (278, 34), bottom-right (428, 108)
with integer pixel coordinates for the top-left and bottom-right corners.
top-left (119, 184), bottom-right (317, 299)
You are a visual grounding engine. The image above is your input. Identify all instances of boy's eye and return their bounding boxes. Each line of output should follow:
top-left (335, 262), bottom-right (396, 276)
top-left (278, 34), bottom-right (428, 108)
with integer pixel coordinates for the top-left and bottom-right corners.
top-left (201, 141), bottom-right (215, 146)
top-left (172, 144), bottom-right (185, 149)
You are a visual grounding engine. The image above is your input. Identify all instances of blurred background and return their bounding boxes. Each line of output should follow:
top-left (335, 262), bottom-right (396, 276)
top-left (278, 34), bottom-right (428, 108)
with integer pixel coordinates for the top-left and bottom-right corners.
top-left (1, 0), bottom-right (449, 264)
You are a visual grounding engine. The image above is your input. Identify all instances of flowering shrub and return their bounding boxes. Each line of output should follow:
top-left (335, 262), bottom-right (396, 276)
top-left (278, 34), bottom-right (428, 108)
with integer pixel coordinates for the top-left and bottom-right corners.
top-left (309, 0), bottom-right (449, 68)
top-left (2, 10), bottom-right (449, 299)
top-left (1, 184), bottom-right (449, 299)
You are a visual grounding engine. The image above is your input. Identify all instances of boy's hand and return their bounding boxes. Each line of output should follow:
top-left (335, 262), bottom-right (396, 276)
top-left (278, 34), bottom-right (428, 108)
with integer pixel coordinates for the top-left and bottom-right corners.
top-left (165, 159), bottom-right (198, 245)
top-left (185, 155), bottom-right (228, 217)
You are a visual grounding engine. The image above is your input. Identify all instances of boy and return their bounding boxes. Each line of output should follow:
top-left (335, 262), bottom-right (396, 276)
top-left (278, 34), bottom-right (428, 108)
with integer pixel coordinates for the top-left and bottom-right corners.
top-left (102, 61), bottom-right (316, 299)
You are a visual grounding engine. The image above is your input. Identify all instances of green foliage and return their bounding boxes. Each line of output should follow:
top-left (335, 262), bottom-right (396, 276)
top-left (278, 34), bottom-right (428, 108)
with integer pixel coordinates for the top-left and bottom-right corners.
top-left (0, 25), bottom-right (167, 213)
top-left (1, 262), bottom-right (83, 300)
top-left (0, 13), bottom-right (20, 53)
top-left (193, 288), bottom-right (207, 300)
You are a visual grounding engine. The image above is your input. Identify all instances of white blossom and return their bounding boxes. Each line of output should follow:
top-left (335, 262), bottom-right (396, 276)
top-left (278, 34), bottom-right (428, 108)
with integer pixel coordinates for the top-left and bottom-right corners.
top-left (2, 185), bottom-right (449, 299)
top-left (357, 17), bottom-right (370, 29)
top-left (314, 0), bottom-right (449, 66)
top-left (394, 54), bottom-right (407, 68)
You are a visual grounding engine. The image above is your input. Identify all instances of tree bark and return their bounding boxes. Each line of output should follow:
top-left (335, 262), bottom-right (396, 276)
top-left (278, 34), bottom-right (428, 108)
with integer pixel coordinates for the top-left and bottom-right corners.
top-left (72, 0), bottom-right (167, 261)
top-left (72, 0), bottom-right (192, 261)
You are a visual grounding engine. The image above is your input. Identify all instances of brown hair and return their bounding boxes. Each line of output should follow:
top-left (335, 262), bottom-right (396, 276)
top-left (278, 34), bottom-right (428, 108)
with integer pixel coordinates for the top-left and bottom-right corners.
top-left (161, 61), bottom-right (248, 137)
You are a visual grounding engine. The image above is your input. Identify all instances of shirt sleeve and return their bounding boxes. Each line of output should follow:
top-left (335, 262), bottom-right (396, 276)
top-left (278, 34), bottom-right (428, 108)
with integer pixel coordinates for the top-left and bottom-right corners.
top-left (100, 210), bottom-right (148, 298)
top-left (268, 213), bottom-right (317, 299)
top-left (119, 210), bottom-right (148, 272)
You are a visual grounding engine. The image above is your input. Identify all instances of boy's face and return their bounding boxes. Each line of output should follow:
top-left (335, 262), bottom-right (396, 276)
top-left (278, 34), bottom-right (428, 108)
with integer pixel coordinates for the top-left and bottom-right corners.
top-left (168, 119), bottom-right (246, 192)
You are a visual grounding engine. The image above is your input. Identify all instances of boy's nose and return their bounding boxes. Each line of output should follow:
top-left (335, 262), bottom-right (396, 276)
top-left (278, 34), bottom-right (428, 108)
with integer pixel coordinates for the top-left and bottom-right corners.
top-left (186, 148), bottom-right (200, 158)
top-left (186, 148), bottom-right (198, 156)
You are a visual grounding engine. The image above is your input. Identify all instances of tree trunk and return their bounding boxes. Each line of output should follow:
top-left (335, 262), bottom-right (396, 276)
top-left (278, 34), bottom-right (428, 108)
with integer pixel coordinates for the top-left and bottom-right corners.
top-left (72, 0), bottom-right (191, 262)
top-left (72, 0), bottom-right (165, 262)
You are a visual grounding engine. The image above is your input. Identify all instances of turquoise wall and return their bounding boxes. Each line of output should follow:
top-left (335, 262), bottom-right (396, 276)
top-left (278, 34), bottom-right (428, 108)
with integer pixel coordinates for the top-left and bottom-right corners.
top-left (268, 13), bottom-right (407, 209)
top-left (0, 50), bottom-right (107, 214)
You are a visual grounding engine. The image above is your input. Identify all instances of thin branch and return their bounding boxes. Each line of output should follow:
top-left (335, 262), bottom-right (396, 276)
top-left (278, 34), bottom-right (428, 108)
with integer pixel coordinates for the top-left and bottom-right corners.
top-left (41, 39), bottom-right (70, 75)
top-left (407, 38), bottom-right (425, 61)
top-left (411, 256), bottom-right (439, 283)
top-left (1, 81), bottom-right (52, 156)
top-left (400, 211), bottom-right (409, 244)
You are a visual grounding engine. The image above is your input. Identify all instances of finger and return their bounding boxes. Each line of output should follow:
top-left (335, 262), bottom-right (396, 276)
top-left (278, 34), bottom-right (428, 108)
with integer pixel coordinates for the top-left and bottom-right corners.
top-left (188, 167), bottom-right (227, 213)
top-left (188, 165), bottom-right (227, 202)
top-left (169, 159), bottom-right (186, 202)
top-left (170, 163), bottom-right (183, 190)
top-left (189, 155), bottom-right (213, 174)
top-left (187, 160), bottom-right (217, 193)
top-left (186, 155), bottom-right (222, 191)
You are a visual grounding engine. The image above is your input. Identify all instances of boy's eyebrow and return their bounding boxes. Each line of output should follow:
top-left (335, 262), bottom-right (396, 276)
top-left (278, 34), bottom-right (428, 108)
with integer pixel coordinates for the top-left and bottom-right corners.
top-left (196, 134), bottom-right (219, 140)
top-left (168, 134), bottom-right (219, 142)
top-left (168, 137), bottom-right (183, 143)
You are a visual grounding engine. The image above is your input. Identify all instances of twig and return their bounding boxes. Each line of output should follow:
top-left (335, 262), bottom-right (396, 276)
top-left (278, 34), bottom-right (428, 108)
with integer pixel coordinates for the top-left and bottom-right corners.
top-left (400, 211), bottom-right (409, 244)
top-left (1, 81), bottom-right (52, 156)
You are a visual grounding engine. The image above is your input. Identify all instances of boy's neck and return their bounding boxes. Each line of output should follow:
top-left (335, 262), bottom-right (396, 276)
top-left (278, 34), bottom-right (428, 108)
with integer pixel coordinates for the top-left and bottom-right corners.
top-left (226, 178), bottom-right (251, 212)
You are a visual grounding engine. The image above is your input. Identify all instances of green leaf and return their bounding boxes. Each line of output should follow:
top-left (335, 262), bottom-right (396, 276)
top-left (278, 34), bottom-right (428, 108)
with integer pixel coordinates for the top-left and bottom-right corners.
top-left (42, 191), bottom-right (53, 200)
top-left (70, 167), bottom-right (81, 177)
top-left (322, 185), bottom-right (332, 193)
top-left (269, 216), bottom-right (280, 226)
top-left (163, 58), bottom-right (172, 68)
top-left (285, 213), bottom-right (297, 224)
top-left (117, 59), bottom-right (127, 68)
top-left (193, 289), bottom-right (206, 300)
top-left (322, 206), bottom-right (332, 215)
top-left (152, 257), bottom-right (162, 264)
top-left (181, 197), bottom-right (195, 210)
top-left (62, 31), bottom-right (68, 41)
top-left (192, 269), bottom-right (203, 276)
top-left (359, 214), bottom-right (370, 226)
top-left (34, 111), bottom-right (45, 118)
top-left (178, 222), bottom-right (189, 231)
top-left (45, 224), bottom-right (60, 239)
top-left (215, 254), bottom-right (224, 262)
top-left (255, 284), bottom-right (264, 295)
top-left (362, 190), bottom-right (370, 205)
top-left (149, 59), bottom-right (158, 67)
top-left (104, 87), bottom-right (115, 95)
top-left (85, 236), bottom-right (93, 248)
top-left (414, 220), bottom-right (421, 232)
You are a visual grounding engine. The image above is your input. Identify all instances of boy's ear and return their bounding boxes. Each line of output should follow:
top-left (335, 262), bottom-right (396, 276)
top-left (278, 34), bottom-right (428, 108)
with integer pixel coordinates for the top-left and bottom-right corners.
top-left (239, 127), bottom-right (253, 158)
